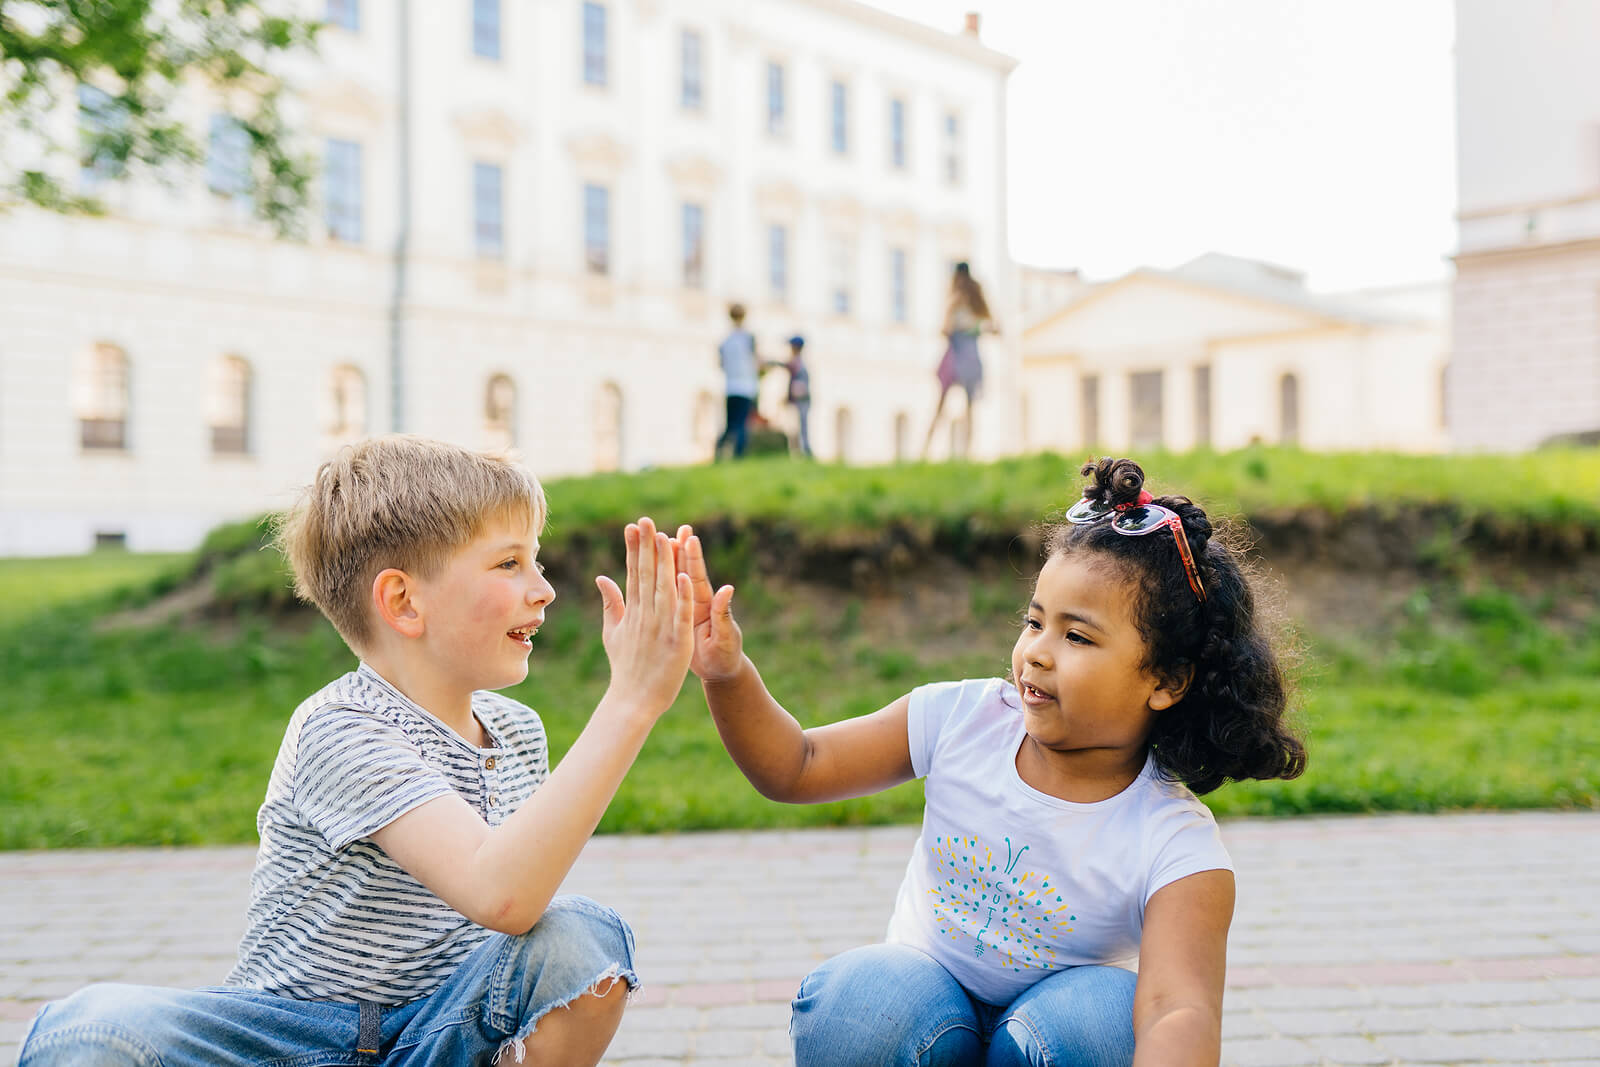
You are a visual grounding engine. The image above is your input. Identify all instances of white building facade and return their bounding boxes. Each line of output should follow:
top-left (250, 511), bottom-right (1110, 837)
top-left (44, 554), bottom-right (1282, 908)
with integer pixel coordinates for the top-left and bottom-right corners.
top-left (1021, 255), bottom-right (1449, 456)
top-left (0, 0), bottom-right (1017, 555)
top-left (1450, 0), bottom-right (1600, 450)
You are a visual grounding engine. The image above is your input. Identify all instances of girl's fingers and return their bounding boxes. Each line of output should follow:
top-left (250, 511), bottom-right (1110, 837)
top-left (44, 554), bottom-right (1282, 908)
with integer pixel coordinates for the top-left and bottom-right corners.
top-left (675, 572), bottom-right (694, 634)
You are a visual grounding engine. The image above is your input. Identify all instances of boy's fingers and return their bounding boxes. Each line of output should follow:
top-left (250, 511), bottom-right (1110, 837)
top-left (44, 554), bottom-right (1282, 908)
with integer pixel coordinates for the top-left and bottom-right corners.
top-left (686, 534), bottom-right (714, 594)
top-left (711, 584), bottom-right (736, 638)
top-left (675, 573), bottom-right (694, 632)
top-left (637, 519), bottom-right (658, 610)
top-left (653, 531), bottom-right (674, 611)
top-left (595, 575), bottom-right (623, 628)
top-left (623, 522), bottom-right (640, 607)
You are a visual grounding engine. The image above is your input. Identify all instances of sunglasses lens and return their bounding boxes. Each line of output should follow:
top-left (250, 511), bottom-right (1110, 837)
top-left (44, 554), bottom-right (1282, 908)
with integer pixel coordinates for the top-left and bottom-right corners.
top-left (1066, 499), bottom-right (1110, 524)
top-left (1111, 506), bottom-right (1167, 533)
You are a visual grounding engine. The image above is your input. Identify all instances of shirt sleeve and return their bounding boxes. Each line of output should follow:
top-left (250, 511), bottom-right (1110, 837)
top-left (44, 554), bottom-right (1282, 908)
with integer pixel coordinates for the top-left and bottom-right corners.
top-left (907, 679), bottom-right (988, 779)
top-left (1143, 802), bottom-right (1235, 907)
top-left (293, 705), bottom-right (458, 852)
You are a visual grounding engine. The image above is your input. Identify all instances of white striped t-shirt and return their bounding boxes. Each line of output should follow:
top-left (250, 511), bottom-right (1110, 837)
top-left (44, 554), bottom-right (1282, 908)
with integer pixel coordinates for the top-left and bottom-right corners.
top-left (226, 662), bottom-right (548, 1004)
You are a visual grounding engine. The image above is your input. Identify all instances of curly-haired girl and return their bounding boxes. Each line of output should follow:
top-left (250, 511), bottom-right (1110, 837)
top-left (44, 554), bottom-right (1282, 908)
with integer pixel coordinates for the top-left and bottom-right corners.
top-left (677, 457), bottom-right (1306, 1066)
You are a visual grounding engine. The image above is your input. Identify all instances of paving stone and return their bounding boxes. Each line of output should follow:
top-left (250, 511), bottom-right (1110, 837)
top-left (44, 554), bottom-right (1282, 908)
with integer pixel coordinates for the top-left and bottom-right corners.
top-left (1221, 1036), bottom-right (1322, 1066)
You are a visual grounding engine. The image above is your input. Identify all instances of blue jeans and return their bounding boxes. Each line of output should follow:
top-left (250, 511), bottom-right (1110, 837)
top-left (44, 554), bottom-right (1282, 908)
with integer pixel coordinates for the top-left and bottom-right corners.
top-left (792, 943), bottom-right (1136, 1067)
top-left (19, 895), bottom-right (636, 1067)
top-left (716, 394), bottom-right (754, 457)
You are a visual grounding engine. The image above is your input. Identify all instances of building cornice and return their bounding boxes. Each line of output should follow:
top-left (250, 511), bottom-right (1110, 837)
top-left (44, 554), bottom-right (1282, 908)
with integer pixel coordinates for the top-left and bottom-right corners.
top-left (1456, 189), bottom-right (1600, 222)
top-left (782, 0), bottom-right (1018, 74)
top-left (1452, 235), bottom-right (1600, 266)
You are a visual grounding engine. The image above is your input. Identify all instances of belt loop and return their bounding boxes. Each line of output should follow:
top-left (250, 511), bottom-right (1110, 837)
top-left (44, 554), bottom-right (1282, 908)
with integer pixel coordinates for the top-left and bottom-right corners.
top-left (357, 1000), bottom-right (382, 1058)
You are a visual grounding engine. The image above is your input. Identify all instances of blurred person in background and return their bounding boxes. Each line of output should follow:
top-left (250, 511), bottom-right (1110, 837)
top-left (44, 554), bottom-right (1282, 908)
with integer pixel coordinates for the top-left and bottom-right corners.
top-left (715, 303), bottom-right (760, 459)
top-left (922, 262), bottom-right (997, 460)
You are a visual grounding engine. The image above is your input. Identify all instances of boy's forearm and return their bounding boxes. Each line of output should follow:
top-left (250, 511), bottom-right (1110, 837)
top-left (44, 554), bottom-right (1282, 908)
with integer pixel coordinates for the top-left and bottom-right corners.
top-left (702, 656), bottom-right (811, 801)
top-left (467, 692), bottom-right (658, 932)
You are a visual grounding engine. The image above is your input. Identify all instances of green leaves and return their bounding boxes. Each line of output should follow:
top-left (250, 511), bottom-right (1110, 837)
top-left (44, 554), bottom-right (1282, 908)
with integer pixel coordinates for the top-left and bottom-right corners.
top-left (1, 0), bottom-right (319, 233)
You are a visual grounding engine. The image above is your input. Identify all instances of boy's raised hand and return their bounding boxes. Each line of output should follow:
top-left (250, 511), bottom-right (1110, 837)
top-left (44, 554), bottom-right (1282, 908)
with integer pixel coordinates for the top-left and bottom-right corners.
top-left (594, 517), bottom-right (695, 718)
top-left (675, 525), bottom-right (743, 682)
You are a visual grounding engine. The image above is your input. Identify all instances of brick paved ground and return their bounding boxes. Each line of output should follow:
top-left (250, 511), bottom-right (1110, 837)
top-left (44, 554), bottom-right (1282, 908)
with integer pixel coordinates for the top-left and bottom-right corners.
top-left (3, 811), bottom-right (1597, 1065)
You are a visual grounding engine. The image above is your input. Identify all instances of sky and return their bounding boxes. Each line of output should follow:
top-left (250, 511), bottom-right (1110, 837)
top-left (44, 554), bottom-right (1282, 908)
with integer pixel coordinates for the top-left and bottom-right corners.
top-left (866, 0), bottom-right (1458, 292)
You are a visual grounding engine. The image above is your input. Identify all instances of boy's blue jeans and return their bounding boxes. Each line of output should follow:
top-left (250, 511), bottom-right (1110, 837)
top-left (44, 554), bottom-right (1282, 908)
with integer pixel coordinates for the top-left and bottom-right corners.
top-left (791, 944), bottom-right (1137, 1067)
top-left (19, 895), bottom-right (636, 1067)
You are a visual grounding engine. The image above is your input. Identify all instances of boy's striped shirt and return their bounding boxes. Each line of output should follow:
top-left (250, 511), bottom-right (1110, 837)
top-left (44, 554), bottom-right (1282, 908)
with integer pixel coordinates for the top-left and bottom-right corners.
top-left (227, 663), bottom-right (547, 1004)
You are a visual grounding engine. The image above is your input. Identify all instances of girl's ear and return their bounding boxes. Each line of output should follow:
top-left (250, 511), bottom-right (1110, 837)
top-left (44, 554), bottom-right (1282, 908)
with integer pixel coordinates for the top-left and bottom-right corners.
top-left (1148, 664), bottom-right (1195, 712)
top-left (373, 568), bottom-right (425, 639)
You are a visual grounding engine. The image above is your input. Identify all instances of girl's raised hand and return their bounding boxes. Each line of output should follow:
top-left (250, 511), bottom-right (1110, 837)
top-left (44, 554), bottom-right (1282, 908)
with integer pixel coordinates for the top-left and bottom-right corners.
top-left (676, 525), bottom-right (744, 682)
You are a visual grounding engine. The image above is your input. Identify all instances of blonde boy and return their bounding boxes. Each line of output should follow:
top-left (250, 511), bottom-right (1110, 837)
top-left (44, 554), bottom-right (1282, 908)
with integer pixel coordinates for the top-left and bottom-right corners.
top-left (21, 435), bottom-right (694, 1067)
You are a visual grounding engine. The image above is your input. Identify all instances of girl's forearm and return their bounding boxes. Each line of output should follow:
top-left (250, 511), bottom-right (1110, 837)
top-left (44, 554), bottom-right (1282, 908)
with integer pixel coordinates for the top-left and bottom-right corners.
top-left (1133, 1005), bottom-right (1219, 1067)
top-left (701, 655), bottom-right (812, 801)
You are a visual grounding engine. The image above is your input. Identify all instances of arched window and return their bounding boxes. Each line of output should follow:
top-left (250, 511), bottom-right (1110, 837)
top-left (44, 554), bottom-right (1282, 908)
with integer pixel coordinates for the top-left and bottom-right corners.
top-left (328, 364), bottom-right (367, 444)
top-left (834, 406), bottom-right (853, 463)
top-left (484, 373), bottom-right (516, 450)
top-left (209, 355), bottom-right (252, 455)
top-left (1279, 372), bottom-right (1300, 445)
top-left (893, 411), bottom-right (910, 462)
top-left (693, 389), bottom-right (720, 462)
top-left (594, 382), bottom-right (623, 472)
top-left (75, 342), bottom-right (129, 451)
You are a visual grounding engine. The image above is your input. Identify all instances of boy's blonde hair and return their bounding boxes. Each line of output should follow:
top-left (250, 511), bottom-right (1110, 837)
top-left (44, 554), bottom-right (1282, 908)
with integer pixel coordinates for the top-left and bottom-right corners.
top-left (275, 435), bottom-right (548, 650)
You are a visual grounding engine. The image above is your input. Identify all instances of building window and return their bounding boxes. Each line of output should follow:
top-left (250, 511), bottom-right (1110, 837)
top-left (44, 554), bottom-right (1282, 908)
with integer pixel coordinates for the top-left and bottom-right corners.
top-left (324, 138), bottom-right (363, 243)
top-left (834, 407), bottom-right (853, 463)
top-left (595, 382), bottom-right (623, 471)
top-left (1080, 374), bottom-right (1100, 447)
top-left (78, 86), bottom-right (127, 188)
top-left (208, 356), bottom-right (251, 456)
top-left (473, 0), bottom-right (501, 59)
top-left (485, 373), bottom-right (516, 449)
top-left (767, 224), bottom-right (788, 303)
top-left (583, 184), bottom-right (610, 274)
top-left (206, 114), bottom-right (251, 199)
top-left (1279, 372), bottom-right (1300, 444)
top-left (583, 2), bottom-right (607, 86)
top-left (681, 202), bottom-right (704, 288)
top-left (889, 97), bottom-right (907, 170)
top-left (474, 161), bottom-right (504, 259)
top-left (325, 0), bottom-right (358, 31)
top-left (894, 411), bottom-right (910, 462)
top-left (681, 29), bottom-right (703, 110)
top-left (76, 343), bottom-right (130, 452)
top-left (328, 364), bottom-right (367, 442)
top-left (766, 61), bottom-right (785, 135)
top-left (889, 247), bottom-right (908, 324)
top-left (1194, 364), bottom-right (1212, 447)
top-left (829, 234), bottom-right (854, 316)
top-left (943, 111), bottom-right (961, 185)
top-left (829, 81), bottom-right (848, 154)
top-left (1130, 370), bottom-right (1164, 449)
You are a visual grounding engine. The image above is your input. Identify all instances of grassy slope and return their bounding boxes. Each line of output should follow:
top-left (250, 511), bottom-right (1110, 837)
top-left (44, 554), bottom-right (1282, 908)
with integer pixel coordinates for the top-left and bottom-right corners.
top-left (2, 449), bottom-right (1597, 848)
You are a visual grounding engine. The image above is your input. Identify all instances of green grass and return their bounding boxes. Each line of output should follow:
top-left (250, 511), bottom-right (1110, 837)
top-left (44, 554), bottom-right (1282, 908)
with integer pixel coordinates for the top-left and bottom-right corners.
top-left (0, 552), bottom-right (187, 627)
top-left (1, 449), bottom-right (1597, 848)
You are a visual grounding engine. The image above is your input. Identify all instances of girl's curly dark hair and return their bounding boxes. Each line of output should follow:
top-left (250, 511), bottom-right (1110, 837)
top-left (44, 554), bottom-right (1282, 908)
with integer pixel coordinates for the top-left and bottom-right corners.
top-left (1045, 457), bottom-right (1307, 795)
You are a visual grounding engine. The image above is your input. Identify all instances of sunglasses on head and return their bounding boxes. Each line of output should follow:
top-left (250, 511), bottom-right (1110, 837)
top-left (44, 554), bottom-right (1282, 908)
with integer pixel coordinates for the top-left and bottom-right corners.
top-left (1065, 495), bottom-right (1208, 603)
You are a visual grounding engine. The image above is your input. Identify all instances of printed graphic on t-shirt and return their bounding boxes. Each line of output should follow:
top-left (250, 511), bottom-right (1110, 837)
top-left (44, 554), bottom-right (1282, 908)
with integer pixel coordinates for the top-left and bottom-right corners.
top-left (927, 834), bottom-right (1077, 973)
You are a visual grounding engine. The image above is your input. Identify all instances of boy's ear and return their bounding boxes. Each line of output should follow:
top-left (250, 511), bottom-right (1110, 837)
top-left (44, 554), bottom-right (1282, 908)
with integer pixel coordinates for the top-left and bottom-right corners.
top-left (1148, 664), bottom-right (1195, 712)
top-left (372, 568), bottom-right (425, 639)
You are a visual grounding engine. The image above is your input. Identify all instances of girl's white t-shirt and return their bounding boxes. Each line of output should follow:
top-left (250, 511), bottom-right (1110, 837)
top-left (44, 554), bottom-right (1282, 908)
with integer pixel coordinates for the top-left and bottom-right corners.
top-left (884, 677), bottom-right (1233, 1005)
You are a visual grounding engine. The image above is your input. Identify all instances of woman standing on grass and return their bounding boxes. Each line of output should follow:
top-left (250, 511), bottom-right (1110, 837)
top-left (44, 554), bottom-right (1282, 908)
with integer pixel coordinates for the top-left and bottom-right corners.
top-left (922, 261), bottom-right (997, 460)
top-left (677, 457), bottom-right (1306, 1066)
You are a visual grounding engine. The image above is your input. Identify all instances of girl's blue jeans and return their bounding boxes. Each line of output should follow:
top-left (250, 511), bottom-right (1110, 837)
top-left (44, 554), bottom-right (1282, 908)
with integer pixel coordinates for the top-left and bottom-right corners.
top-left (791, 943), bottom-right (1137, 1067)
top-left (18, 895), bottom-right (636, 1067)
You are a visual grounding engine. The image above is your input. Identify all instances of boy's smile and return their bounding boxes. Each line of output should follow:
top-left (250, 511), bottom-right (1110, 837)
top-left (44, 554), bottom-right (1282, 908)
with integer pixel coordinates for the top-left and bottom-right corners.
top-left (418, 515), bottom-right (556, 693)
